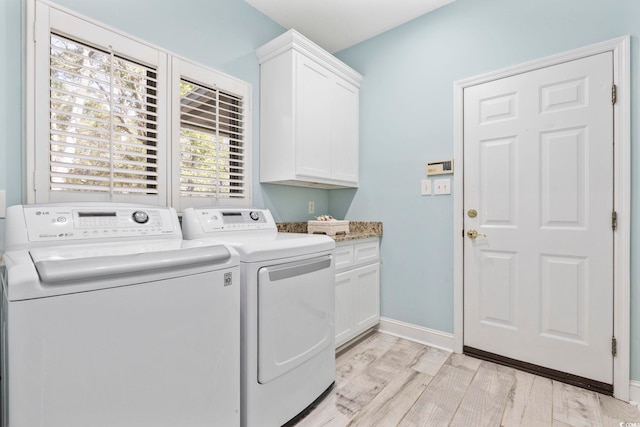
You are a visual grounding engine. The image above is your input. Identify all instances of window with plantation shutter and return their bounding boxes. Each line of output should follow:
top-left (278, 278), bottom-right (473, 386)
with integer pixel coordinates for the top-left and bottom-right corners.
top-left (49, 34), bottom-right (160, 196)
top-left (179, 80), bottom-right (246, 198)
top-left (28, 1), bottom-right (251, 208)
top-left (171, 58), bottom-right (251, 210)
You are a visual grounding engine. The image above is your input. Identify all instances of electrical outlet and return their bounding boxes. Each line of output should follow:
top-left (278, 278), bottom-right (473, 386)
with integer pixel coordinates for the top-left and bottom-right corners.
top-left (308, 201), bottom-right (315, 214)
top-left (421, 180), bottom-right (431, 196)
top-left (433, 178), bottom-right (451, 195)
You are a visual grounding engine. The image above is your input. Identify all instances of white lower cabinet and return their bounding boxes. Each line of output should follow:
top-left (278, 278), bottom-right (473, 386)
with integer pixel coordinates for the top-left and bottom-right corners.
top-left (335, 270), bottom-right (355, 346)
top-left (334, 239), bottom-right (380, 348)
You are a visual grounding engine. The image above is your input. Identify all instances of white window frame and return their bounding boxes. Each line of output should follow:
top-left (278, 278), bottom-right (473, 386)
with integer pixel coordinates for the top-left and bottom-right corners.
top-left (171, 57), bottom-right (252, 212)
top-left (25, 0), bottom-right (252, 209)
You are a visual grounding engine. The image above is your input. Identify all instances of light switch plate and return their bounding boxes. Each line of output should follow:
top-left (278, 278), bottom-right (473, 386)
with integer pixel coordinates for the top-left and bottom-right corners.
top-left (433, 178), bottom-right (451, 195)
top-left (0, 190), bottom-right (5, 218)
top-left (421, 179), bottom-right (431, 196)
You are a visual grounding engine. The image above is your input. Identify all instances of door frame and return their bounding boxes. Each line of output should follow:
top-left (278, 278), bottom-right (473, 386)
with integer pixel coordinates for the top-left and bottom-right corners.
top-left (452, 36), bottom-right (631, 400)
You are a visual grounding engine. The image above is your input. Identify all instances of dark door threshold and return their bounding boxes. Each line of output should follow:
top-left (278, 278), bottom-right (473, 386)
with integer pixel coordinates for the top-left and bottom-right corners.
top-left (463, 346), bottom-right (613, 396)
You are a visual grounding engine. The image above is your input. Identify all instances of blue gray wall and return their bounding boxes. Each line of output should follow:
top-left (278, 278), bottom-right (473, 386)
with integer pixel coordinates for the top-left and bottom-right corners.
top-left (0, 0), bottom-right (23, 249)
top-left (334, 0), bottom-right (640, 380)
top-left (1, 0), bottom-right (639, 381)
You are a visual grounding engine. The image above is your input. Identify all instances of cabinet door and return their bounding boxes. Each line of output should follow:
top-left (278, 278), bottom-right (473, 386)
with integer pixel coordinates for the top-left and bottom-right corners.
top-left (334, 244), bottom-right (354, 271)
top-left (335, 270), bottom-right (355, 348)
top-left (331, 78), bottom-right (359, 184)
top-left (295, 54), bottom-right (332, 179)
top-left (354, 241), bottom-right (379, 265)
top-left (354, 263), bottom-right (380, 333)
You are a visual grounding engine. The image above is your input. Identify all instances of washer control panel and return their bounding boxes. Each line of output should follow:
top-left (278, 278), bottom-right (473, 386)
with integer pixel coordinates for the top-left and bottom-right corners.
top-left (193, 208), bottom-right (275, 233)
top-left (22, 206), bottom-right (177, 242)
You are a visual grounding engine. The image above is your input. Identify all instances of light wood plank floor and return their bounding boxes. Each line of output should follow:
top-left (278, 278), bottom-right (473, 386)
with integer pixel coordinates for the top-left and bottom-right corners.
top-left (293, 332), bottom-right (640, 427)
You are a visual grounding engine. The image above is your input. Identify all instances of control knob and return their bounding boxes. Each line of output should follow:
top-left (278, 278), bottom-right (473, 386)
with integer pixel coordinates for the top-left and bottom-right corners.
top-left (132, 210), bottom-right (149, 224)
top-left (249, 211), bottom-right (260, 221)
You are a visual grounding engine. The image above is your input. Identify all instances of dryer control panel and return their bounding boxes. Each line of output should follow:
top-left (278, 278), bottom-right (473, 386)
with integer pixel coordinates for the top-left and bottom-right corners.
top-left (18, 205), bottom-right (178, 243)
top-left (185, 208), bottom-right (276, 234)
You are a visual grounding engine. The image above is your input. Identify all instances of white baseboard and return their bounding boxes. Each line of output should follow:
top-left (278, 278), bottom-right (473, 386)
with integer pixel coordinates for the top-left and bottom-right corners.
top-left (377, 317), bottom-right (455, 352)
top-left (630, 380), bottom-right (640, 406)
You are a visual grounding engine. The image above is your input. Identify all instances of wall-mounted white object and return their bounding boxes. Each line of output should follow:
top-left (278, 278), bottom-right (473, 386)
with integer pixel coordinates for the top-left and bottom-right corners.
top-left (0, 190), bottom-right (6, 218)
top-left (434, 178), bottom-right (451, 195)
top-left (421, 180), bottom-right (432, 196)
top-left (257, 30), bottom-right (363, 189)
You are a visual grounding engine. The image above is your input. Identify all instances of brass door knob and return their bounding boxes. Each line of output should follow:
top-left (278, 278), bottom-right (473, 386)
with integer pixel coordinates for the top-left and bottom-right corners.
top-left (467, 229), bottom-right (486, 239)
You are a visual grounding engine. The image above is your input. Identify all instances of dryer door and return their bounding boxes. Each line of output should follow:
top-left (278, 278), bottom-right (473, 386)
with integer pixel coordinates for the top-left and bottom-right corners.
top-left (257, 254), bottom-right (334, 384)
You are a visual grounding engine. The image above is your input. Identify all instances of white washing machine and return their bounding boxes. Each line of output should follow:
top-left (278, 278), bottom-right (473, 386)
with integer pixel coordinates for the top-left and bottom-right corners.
top-left (1, 203), bottom-right (241, 427)
top-left (182, 207), bottom-right (335, 427)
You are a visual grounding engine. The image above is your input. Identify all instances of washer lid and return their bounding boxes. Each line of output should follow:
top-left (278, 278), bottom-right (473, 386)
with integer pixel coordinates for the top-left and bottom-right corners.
top-left (30, 240), bottom-right (232, 284)
top-left (3, 240), bottom-right (239, 301)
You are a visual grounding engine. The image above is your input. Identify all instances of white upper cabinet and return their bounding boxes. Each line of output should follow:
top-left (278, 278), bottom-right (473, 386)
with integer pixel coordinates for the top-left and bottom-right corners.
top-left (256, 30), bottom-right (362, 188)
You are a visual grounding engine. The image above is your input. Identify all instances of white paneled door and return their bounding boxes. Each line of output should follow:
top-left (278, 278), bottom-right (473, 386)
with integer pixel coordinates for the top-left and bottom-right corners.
top-left (463, 52), bottom-right (614, 385)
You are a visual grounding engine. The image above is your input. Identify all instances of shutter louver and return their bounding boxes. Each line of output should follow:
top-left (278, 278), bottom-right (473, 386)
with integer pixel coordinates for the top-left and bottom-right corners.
top-left (179, 80), bottom-right (245, 199)
top-left (49, 34), bottom-right (159, 195)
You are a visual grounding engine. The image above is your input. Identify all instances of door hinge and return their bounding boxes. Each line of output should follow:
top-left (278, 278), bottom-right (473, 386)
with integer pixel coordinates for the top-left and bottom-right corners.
top-left (612, 337), bottom-right (617, 357)
top-left (612, 211), bottom-right (617, 231)
top-left (612, 84), bottom-right (617, 105)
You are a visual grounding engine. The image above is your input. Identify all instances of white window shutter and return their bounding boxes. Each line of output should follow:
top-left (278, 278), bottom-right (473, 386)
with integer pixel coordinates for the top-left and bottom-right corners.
top-left (29, 2), bottom-right (251, 208)
top-left (31, 3), bottom-right (168, 205)
top-left (172, 58), bottom-right (251, 211)
top-left (49, 34), bottom-right (160, 196)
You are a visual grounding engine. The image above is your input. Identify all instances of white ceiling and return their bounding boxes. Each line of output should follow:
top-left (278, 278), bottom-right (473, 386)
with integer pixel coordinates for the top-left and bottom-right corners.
top-left (243, 0), bottom-right (455, 53)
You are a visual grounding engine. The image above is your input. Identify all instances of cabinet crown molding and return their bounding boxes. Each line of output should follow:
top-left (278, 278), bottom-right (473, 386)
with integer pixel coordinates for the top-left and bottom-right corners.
top-left (256, 29), bottom-right (363, 88)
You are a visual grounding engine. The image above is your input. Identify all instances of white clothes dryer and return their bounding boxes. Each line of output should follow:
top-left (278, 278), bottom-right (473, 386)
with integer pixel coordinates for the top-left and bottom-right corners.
top-left (1, 203), bottom-right (240, 427)
top-left (182, 207), bottom-right (335, 427)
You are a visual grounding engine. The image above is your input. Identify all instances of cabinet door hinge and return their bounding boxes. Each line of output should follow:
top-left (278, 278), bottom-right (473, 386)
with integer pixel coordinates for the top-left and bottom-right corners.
top-left (612, 84), bottom-right (617, 105)
top-left (612, 337), bottom-right (617, 357)
top-left (612, 211), bottom-right (617, 231)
